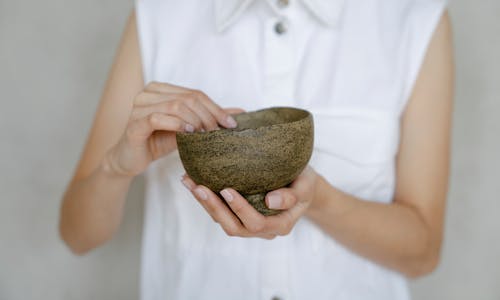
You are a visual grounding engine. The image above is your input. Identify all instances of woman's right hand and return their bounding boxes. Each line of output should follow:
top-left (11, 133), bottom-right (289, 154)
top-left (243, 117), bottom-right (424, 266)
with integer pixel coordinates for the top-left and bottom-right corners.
top-left (104, 81), bottom-right (240, 177)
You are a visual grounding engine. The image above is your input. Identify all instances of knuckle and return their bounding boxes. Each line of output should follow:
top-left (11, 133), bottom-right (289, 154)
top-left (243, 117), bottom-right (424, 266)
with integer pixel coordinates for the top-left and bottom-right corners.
top-left (278, 214), bottom-right (293, 236)
top-left (217, 110), bottom-right (228, 121)
top-left (203, 117), bottom-right (218, 130)
top-left (148, 113), bottom-right (159, 125)
top-left (182, 95), bottom-right (196, 105)
top-left (223, 226), bottom-right (238, 237)
top-left (264, 234), bottom-right (277, 240)
top-left (166, 101), bottom-right (179, 113)
top-left (125, 121), bottom-right (143, 140)
top-left (229, 201), bottom-right (243, 214)
top-left (177, 121), bottom-right (185, 131)
top-left (209, 119), bottom-right (218, 128)
top-left (246, 226), bottom-right (257, 234)
top-left (282, 226), bottom-right (292, 236)
top-left (146, 81), bottom-right (161, 90)
top-left (203, 206), bottom-right (217, 220)
top-left (279, 224), bottom-right (292, 236)
top-left (193, 119), bottom-right (203, 129)
top-left (284, 193), bottom-right (297, 208)
top-left (247, 222), bottom-right (265, 234)
top-left (133, 93), bottom-right (146, 106)
top-left (130, 109), bottom-right (140, 120)
top-left (125, 125), bottom-right (136, 140)
top-left (167, 101), bottom-right (183, 112)
top-left (190, 89), bottom-right (206, 99)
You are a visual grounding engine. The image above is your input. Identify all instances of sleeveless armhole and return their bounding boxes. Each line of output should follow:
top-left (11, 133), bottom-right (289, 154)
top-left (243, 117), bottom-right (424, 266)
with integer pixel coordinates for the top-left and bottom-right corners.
top-left (135, 0), bottom-right (154, 85)
top-left (400, 0), bottom-right (448, 114)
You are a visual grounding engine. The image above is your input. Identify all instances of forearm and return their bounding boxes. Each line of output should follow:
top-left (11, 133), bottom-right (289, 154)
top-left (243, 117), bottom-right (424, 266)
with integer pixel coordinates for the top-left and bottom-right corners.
top-left (59, 157), bottom-right (133, 254)
top-left (306, 176), bottom-right (440, 278)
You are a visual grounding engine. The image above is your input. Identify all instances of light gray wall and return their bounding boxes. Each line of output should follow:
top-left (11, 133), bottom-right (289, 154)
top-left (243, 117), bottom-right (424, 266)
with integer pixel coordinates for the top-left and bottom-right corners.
top-left (0, 1), bottom-right (498, 299)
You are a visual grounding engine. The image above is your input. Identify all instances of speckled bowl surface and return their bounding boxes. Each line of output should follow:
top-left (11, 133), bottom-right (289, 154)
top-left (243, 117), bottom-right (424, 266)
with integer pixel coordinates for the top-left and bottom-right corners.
top-left (176, 106), bottom-right (314, 215)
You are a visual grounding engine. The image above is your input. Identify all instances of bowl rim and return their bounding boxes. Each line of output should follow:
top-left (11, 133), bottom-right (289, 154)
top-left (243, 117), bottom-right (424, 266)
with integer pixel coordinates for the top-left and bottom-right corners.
top-left (176, 106), bottom-right (312, 137)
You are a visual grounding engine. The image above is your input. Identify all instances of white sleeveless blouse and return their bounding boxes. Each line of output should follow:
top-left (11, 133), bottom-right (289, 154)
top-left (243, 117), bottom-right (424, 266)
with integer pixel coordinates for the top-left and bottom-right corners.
top-left (135, 0), bottom-right (446, 299)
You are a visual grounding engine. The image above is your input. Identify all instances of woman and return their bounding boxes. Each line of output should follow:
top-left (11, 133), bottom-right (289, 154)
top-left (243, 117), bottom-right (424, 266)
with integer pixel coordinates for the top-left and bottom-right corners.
top-left (59, 0), bottom-right (453, 299)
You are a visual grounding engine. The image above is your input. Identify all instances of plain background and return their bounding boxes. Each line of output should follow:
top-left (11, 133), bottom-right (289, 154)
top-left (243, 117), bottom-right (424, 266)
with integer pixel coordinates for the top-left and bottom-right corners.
top-left (1, 0), bottom-right (499, 299)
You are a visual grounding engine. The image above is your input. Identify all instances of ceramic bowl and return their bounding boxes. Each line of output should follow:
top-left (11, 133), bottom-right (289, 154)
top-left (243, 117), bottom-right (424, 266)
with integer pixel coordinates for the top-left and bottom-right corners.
top-left (176, 106), bottom-right (314, 215)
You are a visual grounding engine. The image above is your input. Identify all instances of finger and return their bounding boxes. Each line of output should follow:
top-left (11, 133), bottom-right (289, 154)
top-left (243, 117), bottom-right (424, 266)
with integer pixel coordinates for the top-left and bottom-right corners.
top-left (264, 209), bottom-right (297, 236)
top-left (143, 81), bottom-right (192, 94)
top-left (193, 92), bottom-right (238, 129)
top-left (224, 107), bottom-right (245, 115)
top-left (131, 101), bottom-right (203, 131)
top-left (137, 87), bottom-right (239, 130)
top-left (182, 176), bottom-right (278, 240)
top-left (126, 113), bottom-right (186, 144)
top-left (182, 95), bottom-right (220, 131)
top-left (219, 188), bottom-right (267, 234)
top-left (265, 198), bottom-right (310, 236)
top-left (181, 178), bottom-right (249, 237)
top-left (133, 91), bottom-right (178, 106)
top-left (262, 234), bottom-right (277, 240)
top-left (265, 189), bottom-right (298, 210)
top-left (265, 167), bottom-right (318, 235)
top-left (180, 174), bottom-right (197, 189)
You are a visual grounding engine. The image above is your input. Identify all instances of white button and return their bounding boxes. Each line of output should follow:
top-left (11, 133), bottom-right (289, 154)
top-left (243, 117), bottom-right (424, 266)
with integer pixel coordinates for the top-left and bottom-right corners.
top-left (277, 0), bottom-right (289, 8)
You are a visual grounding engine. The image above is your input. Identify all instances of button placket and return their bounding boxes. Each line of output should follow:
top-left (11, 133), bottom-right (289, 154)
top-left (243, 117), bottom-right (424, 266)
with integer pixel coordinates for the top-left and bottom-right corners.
top-left (266, 0), bottom-right (291, 35)
top-left (262, 17), bottom-right (295, 107)
top-left (259, 241), bottom-right (290, 300)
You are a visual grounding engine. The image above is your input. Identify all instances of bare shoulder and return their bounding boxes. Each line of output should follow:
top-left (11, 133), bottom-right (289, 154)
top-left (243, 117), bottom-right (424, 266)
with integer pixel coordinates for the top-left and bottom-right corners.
top-left (407, 9), bottom-right (454, 112)
top-left (435, 10), bottom-right (453, 47)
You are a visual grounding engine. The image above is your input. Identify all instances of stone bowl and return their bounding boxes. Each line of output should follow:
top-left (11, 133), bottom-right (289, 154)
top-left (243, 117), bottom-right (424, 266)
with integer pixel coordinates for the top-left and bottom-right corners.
top-left (176, 107), bottom-right (314, 216)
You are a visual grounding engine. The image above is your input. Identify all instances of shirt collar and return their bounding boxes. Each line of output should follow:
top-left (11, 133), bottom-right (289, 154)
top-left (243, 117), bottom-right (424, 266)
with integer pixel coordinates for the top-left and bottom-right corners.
top-left (214, 0), bottom-right (345, 32)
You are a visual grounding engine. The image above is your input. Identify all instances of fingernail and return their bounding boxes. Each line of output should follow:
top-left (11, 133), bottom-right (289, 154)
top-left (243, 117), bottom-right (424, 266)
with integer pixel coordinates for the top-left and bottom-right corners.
top-left (181, 178), bottom-right (194, 190)
top-left (194, 187), bottom-right (208, 201)
top-left (220, 189), bottom-right (233, 202)
top-left (267, 194), bottom-right (282, 209)
top-left (226, 116), bottom-right (237, 128)
top-left (185, 124), bottom-right (195, 133)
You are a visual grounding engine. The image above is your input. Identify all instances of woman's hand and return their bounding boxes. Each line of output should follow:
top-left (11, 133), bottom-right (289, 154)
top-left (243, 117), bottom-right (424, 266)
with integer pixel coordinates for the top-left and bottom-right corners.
top-left (105, 81), bottom-right (240, 177)
top-left (182, 167), bottom-right (320, 239)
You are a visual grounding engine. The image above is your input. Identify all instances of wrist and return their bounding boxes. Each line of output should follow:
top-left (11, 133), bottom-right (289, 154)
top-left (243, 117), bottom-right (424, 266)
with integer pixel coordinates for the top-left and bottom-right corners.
top-left (306, 175), bottom-right (350, 217)
top-left (306, 176), bottom-right (358, 222)
top-left (101, 151), bottom-right (136, 181)
top-left (307, 175), bottom-right (329, 216)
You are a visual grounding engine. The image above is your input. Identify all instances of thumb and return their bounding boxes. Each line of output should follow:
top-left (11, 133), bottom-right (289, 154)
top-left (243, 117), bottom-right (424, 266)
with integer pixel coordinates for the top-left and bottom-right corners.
top-left (265, 188), bottom-right (298, 210)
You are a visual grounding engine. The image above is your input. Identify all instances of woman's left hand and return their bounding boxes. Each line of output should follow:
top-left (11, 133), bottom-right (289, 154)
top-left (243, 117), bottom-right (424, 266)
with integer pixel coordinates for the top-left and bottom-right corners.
top-left (181, 166), bottom-right (319, 239)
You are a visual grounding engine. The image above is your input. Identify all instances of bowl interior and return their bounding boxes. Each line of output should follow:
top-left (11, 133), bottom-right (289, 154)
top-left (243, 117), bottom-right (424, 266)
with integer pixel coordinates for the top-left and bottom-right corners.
top-left (233, 107), bottom-right (309, 130)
